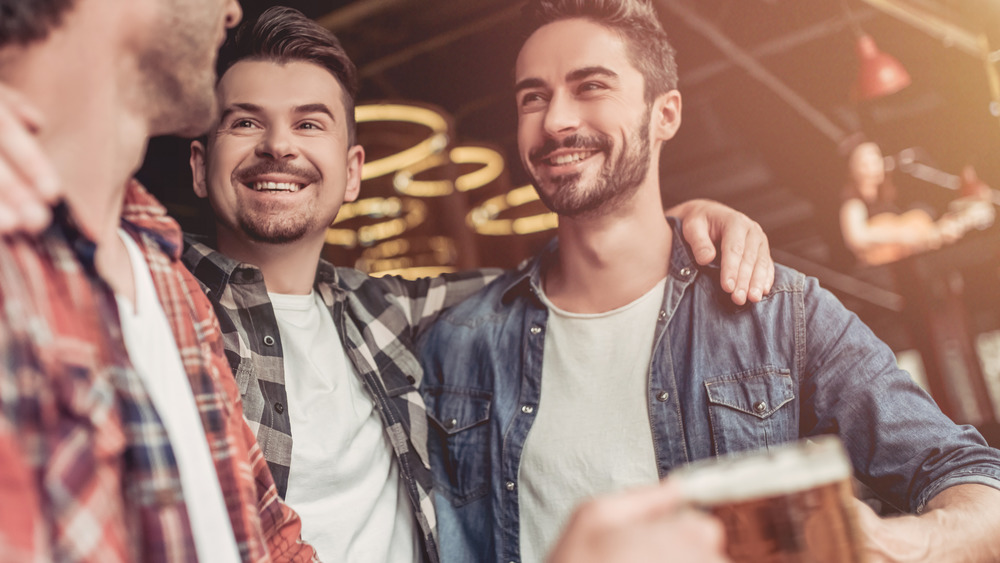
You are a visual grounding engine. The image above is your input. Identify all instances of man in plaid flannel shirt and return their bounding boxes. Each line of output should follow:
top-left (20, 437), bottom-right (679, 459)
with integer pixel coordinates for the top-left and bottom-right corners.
top-left (0, 0), bottom-right (318, 561)
top-left (181, 7), bottom-right (772, 562)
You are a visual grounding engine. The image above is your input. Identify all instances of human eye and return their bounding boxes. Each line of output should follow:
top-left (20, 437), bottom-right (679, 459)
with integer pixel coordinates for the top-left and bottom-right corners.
top-left (518, 91), bottom-right (547, 110)
top-left (298, 121), bottom-right (323, 131)
top-left (577, 81), bottom-right (608, 95)
top-left (230, 118), bottom-right (259, 130)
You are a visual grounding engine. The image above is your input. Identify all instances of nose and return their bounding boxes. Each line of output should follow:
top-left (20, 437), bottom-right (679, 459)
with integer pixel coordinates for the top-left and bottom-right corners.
top-left (224, 0), bottom-right (243, 30)
top-left (542, 91), bottom-right (581, 138)
top-left (256, 127), bottom-right (298, 160)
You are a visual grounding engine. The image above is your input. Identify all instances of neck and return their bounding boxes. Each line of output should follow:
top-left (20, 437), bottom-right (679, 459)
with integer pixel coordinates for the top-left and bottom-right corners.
top-left (0, 7), bottom-right (151, 301)
top-left (545, 179), bottom-right (672, 314)
top-left (215, 227), bottom-right (325, 295)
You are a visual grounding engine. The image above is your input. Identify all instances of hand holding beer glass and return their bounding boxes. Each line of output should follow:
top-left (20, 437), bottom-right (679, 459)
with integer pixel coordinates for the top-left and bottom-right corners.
top-left (671, 436), bottom-right (866, 563)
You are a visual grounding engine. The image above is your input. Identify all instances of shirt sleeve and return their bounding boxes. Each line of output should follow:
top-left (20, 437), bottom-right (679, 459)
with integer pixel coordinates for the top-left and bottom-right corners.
top-left (800, 275), bottom-right (1000, 512)
top-left (377, 268), bottom-right (503, 340)
top-left (0, 411), bottom-right (44, 562)
top-left (238, 413), bottom-right (320, 562)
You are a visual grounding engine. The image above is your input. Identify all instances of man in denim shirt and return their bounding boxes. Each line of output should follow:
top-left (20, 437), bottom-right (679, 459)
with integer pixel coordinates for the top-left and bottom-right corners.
top-left (419, 0), bottom-right (1000, 561)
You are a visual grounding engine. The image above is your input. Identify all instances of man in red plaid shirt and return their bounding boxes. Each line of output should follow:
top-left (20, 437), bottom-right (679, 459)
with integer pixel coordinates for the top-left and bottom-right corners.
top-left (0, 0), bottom-right (317, 561)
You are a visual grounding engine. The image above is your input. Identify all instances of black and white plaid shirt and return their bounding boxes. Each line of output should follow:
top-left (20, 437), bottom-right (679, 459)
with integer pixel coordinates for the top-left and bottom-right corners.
top-left (182, 236), bottom-right (497, 563)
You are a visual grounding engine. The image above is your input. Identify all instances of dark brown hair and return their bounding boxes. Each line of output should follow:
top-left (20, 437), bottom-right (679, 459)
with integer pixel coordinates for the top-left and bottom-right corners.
top-left (520, 0), bottom-right (678, 102)
top-left (218, 6), bottom-right (359, 145)
top-left (0, 0), bottom-right (75, 46)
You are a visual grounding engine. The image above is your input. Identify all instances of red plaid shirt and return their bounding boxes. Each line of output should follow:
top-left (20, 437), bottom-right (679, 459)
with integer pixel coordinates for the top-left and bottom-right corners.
top-left (0, 180), bottom-right (316, 562)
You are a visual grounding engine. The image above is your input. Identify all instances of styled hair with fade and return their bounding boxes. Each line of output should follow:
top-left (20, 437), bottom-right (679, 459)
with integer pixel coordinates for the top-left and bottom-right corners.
top-left (217, 6), bottom-right (360, 145)
top-left (0, 0), bottom-right (75, 46)
top-left (520, 0), bottom-right (678, 102)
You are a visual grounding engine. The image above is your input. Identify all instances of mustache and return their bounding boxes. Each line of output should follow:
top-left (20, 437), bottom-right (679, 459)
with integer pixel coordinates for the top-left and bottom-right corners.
top-left (529, 134), bottom-right (612, 163)
top-left (234, 161), bottom-right (322, 185)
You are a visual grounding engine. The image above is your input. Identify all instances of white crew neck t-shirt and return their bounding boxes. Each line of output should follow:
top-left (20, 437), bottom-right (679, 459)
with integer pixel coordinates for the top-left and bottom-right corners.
top-left (114, 230), bottom-right (241, 563)
top-left (518, 278), bottom-right (667, 562)
top-left (271, 290), bottom-right (418, 562)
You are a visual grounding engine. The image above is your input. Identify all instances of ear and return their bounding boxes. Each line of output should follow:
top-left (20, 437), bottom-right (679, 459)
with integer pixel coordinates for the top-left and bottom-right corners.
top-left (343, 144), bottom-right (365, 203)
top-left (190, 140), bottom-right (209, 199)
top-left (651, 89), bottom-right (682, 143)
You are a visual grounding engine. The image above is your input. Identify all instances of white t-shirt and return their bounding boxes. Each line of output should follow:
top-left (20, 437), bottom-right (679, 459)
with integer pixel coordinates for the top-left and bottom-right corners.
top-left (114, 230), bottom-right (241, 563)
top-left (518, 278), bottom-right (667, 562)
top-left (272, 290), bottom-right (418, 563)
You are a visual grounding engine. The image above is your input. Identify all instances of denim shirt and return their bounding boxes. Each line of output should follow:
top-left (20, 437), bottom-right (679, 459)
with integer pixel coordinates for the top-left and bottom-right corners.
top-left (419, 218), bottom-right (1000, 563)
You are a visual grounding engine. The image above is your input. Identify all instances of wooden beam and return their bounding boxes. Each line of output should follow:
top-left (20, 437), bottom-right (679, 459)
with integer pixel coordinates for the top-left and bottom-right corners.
top-left (657, 0), bottom-right (848, 144)
top-left (317, 0), bottom-right (407, 32)
top-left (358, 3), bottom-right (523, 78)
top-left (860, 0), bottom-right (982, 57)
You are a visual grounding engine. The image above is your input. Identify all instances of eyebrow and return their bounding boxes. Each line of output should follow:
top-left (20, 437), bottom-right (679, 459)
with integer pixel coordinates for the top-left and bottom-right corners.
top-left (219, 102), bottom-right (264, 123)
top-left (514, 66), bottom-right (621, 95)
top-left (218, 102), bottom-right (336, 122)
top-left (567, 66), bottom-right (619, 83)
top-left (293, 103), bottom-right (336, 120)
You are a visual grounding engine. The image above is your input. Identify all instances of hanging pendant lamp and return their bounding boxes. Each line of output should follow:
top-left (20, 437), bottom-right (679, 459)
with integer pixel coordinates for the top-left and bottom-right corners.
top-left (853, 33), bottom-right (911, 100)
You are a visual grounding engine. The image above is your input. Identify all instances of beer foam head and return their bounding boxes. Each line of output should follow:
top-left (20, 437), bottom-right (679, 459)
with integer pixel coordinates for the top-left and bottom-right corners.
top-left (671, 436), bottom-right (852, 505)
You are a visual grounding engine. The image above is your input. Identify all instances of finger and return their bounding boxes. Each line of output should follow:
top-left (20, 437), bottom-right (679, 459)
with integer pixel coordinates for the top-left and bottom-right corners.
top-left (746, 241), bottom-right (773, 303)
top-left (658, 509), bottom-right (730, 562)
top-left (0, 105), bottom-right (60, 205)
top-left (0, 85), bottom-right (44, 133)
top-left (717, 225), bottom-right (749, 301)
top-left (0, 156), bottom-right (52, 234)
top-left (682, 213), bottom-right (717, 266)
top-left (588, 480), bottom-right (686, 526)
top-left (0, 151), bottom-right (51, 232)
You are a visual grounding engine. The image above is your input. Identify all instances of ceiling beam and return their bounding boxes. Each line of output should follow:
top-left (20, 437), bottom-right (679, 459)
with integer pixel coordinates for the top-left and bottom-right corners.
top-left (358, 3), bottom-right (523, 79)
top-left (317, 0), bottom-right (408, 32)
top-left (859, 0), bottom-right (982, 57)
top-left (684, 10), bottom-right (876, 88)
top-left (656, 0), bottom-right (848, 144)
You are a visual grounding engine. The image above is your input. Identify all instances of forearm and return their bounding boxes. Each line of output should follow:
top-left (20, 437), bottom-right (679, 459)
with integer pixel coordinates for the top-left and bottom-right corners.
top-left (921, 483), bottom-right (1000, 562)
top-left (861, 483), bottom-right (1000, 563)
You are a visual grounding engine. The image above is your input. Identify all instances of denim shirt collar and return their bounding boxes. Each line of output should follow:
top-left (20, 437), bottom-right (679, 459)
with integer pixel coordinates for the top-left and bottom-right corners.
top-left (499, 217), bottom-right (703, 307)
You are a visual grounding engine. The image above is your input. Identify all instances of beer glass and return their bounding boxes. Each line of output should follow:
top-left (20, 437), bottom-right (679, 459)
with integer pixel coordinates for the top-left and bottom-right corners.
top-left (670, 436), bottom-right (865, 563)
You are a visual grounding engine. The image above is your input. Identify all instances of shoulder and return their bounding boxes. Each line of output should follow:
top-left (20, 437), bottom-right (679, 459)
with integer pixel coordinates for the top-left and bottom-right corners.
top-left (427, 268), bottom-right (526, 331)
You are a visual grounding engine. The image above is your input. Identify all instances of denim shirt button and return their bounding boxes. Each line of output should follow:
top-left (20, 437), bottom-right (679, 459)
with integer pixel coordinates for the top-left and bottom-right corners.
top-left (274, 402), bottom-right (285, 414)
top-left (444, 418), bottom-right (458, 430)
top-left (505, 481), bottom-right (516, 491)
top-left (263, 335), bottom-right (276, 346)
top-left (679, 267), bottom-right (692, 278)
top-left (521, 405), bottom-right (534, 414)
top-left (656, 391), bottom-right (670, 402)
top-left (657, 310), bottom-right (667, 322)
top-left (530, 326), bottom-right (542, 335)
top-left (754, 401), bottom-right (767, 413)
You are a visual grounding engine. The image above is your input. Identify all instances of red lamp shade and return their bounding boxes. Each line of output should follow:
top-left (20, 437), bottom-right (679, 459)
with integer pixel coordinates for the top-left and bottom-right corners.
top-left (853, 34), bottom-right (911, 100)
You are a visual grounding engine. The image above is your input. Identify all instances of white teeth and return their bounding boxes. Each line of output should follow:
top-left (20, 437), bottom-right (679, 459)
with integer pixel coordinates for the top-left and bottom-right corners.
top-left (550, 152), bottom-right (592, 165)
top-left (252, 182), bottom-right (301, 192)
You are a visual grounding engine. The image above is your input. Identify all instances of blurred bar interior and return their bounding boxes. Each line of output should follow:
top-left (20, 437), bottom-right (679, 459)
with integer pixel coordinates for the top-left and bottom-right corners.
top-left (138, 0), bottom-right (1000, 441)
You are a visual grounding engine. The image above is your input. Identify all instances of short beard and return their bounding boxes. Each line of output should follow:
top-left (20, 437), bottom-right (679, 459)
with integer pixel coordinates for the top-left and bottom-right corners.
top-left (531, 107), bottom-right (652, 219)
top-left (137, 26), bottom-right (216, 137)
top-left (237, 209), bottom-right (310, 245)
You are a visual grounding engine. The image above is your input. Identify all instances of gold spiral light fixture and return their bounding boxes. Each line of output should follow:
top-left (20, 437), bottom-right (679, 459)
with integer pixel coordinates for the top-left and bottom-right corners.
top-left (325, 196), bottom-right (428, 248)
top-left (356, 104), bottom-right (450, 180)
top-left (467, 185), bottom-right (557, 236)
top-left (393, 146), bottom-right (506, 197)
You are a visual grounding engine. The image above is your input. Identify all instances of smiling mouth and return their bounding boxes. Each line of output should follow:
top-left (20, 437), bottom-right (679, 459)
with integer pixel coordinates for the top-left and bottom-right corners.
top-left (249, 181), bottom-right (304, 193)
top-left (541, 150), bottom-right (600, 167)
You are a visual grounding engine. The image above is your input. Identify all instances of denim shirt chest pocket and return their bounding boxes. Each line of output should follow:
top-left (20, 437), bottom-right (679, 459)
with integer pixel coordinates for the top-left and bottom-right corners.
top-left (423, 386), bottom-right (492, 506)
top-left (704, 366), bottom-right (796, 455)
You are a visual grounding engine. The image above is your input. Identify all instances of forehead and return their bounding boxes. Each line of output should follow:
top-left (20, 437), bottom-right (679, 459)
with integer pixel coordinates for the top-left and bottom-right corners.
top-left (515, 18), bottom-right (639, 84)
top-left (217, 60), bottom-right (347, 115)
